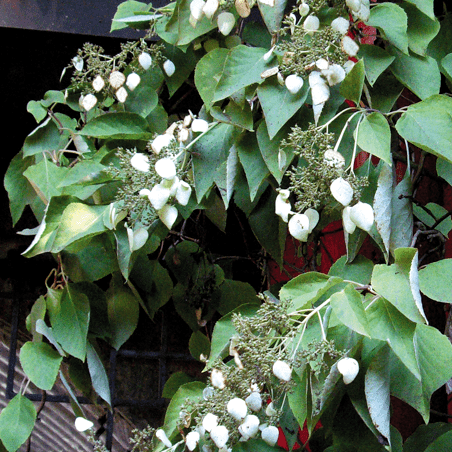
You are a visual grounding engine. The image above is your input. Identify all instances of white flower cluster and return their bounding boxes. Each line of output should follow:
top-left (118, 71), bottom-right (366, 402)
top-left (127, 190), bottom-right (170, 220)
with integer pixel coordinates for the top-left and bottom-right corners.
top-left (79, 52), bottom-right (175, 111)
top-left (275, 189), bottom-right (319, 242)
top-left (329, 177), bottom-right (374, 233)
top-left (188, 0), bottom-right (237, 36)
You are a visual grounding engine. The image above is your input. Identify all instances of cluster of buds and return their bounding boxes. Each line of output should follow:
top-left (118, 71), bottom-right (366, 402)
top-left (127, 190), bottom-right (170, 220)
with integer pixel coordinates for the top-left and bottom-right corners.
top-left (275, 189), bottom-right (320, 242)
top-left (330, 177), bottom-right (374, 233)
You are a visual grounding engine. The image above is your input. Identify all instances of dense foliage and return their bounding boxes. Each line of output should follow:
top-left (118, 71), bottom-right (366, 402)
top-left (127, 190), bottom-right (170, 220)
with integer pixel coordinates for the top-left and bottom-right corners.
top-left (3, 0), bottom-right (452, 451)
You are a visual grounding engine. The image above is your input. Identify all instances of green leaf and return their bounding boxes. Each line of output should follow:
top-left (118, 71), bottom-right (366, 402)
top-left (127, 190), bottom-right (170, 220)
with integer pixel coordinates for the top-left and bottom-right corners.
top-left (404, 423), bottom-right (452, 452)
top-left (25, 296), bottom-right (46, 342)
top-left (371, 248), bottom-right (426, 324)
top-left (257, 76), bottom-right (309, 139)
top-left (125, 83), bottom-right (158, 117)
top-left (214, 141), bottom-right (241, 209)
top-left (330, 284), bottom-right (369, 337)
top-left (79, 112), bottom-right (152, 140)
top-left (35, 319), bottom-right (66, 356)
top-left (210, 101), bottom-right (254, 132)
top-left (373, 163), bottom-right (393, 256)
top-left (366, 297), bottom-right (420, 380)
top-left (328, 255), bottom-right (374, 285)
top-left (236, 132), bottom-right (270, 201)
top-left (288, 370), bottom-right (308, 431)
top-left (258, 0), bottom-right (288, 33)
top-left (194, 48), bottom-right (229, 109)
top-left (0, 394), bottom-right (36, 452)
top-left (242, 21), bottom-right (271, 48)
top-left (339, 59), bottom-right (365, 106)
top-left (110, 1), bottom-right (150, 31)
top-left (358, 45), bottom-right (395, 87)
top-left (233, 439), bottom-right (283, 452)
top-left (357, 112), bottom-right (391, 165)
top-left (366, 71), bottom-right (404, 113)
top-left (107, 274), bottom-right (139, 350)
top-left (212, 46), bottom-right (273, 102)
top-left (404, 0), bottom-right (435, 20)
top-left (86, 341), bottom-right (111, 406)
top-left (162, 372), bottom-right (195, 399)
top-left (189, 330), bottom-right (211, 362)
top-left (402, 1), bottom-right (440, 56)
top-left (280, 272), bottom-right (343, 311)
top-left (389, 48), bottom-right (441, 100)
top-left (440, 53), bottom-right (452, 85)
top-left (413, 202), bottom-right (452, 237)
top-left (365, 346), bottom-right (391, 444)
top-left (367, 3), bottom-right (409, 54)
top-left (419, 259), bottom-right (452, 302)
top-left (395, 95), bottom-right (452, 162)
top-left (426, 13), bottom-right (452, 62)
top-left (52, 285), bottom-right (90, 361)
top-left (23, 117), bottom-right (61, 157)
top-left (19, 342), bottom-right (62, 390)
top-left (217, 280), bottom-right (258, 315)
top-left (389, 168), bottom-right (413, 255)
top-left (27, 100), bottom-right (47, 122)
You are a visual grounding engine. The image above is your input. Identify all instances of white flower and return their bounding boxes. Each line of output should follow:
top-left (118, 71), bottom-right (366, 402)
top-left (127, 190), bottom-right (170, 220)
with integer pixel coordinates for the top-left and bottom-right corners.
top-left (203, 387), bottom-right (214, 400)
top-left (309, 71), bottom-right (330, 105)
top-left (126, 72), bottom-right (141, 91)
top-left (109, 71), bottom-right (126, 89)
top-left (278, 149), bottom-right (287, 172)
top-left (305, 208), bottom-right (319, 233)
top-left (217, 12), bottom-right (235, 36)
top-left (192, 118), bottom-right (209, 133)
top-left (105, 203), bottom-right (127, 230)
top-left (151, 134), bottom-right (174, 154)
top-left (349, 201), bottom-right (374, 231)
top-left (162, 176), bottom-right (180, 196)
top-left (331, 17), bottom-right (350, 35)
top-left (163, 59), bottom-right (176, 77)
top-left (116, 87), bottom-right (128, 103)
top-left (74, 417), bottom-right (93, 432)
top-left (92, 75), bottom-right (105, 92)
top-left (203, 0), bottom-right (219, 19)
top-left (324, 149), bottom-right (345, 168)
top-left (323, 64), bottom-right (346, 86)
top-left (341, 35), bottom-right (360, 57)
top-left (211, 368), bottom-right (226, 389)
top-left (203, 413), bottom-right (219, 432)
top-left (285, 74), bottom-right (304, 94)
top-left (227, 398), bottom-right (248, 421)
top-left (245, 392), bottom-right (262, 412)
top-left (176, 180), bottom-right (192, 206)
top-left (342, 206), bottom-right (356, 234)
top-left (263, 46), bottom-right (275, 62)
top-left (82, 93), bottom-right (97, 111)
top-left (211, 426), bottom-right (229, 448)
top-left (272, 360), bottom-right (292, 381)
top-left (330, 177), bottom-right (354, 206)
top-left (261, 426), bottom-right (279, 447)
top-left (190, 0), bottom-right (206, 20)
top-left (155, 158), bottom-right (177, 180)
top-left (266, 402), bottom-right (278, 416)
top-left (303, 15), bottom-right (319, 35)
top-left (156, 429), bottom-right (173, 448)
top-left (288, 213), bottom-right (310, 242)
top-left (275, 189), bottom-right (291, 223)
top-left (72, 56), bottom-right (84, 71)
top-left (299, 2), bottom-right (310, 16)
top-left (238, 415), bottom-right (260, 440)
top-left (346, 0), bottom-right (361, 13)
top-left (354, 1), bottom-right (370, 22)
top-left (127, 226), bottom-right (149, 252)
top-left (139, 52), bottom-right (153, 70)
top-left (337, 357), bottom-right (359, 384)
top-left (186, 431), bottom-right (200, 451)
top-left (146, 184), bottom-right (171, 210)
top-left (343, 60), bottom-right (356, 73)
top-left (184, 115), bottom-right (193, 128)
top-left (130, 153), bottom-right (150, 172)
top-left (158, 204), bottom-right (178, 229)
top-left (316, 58), bottom-right (329, 71)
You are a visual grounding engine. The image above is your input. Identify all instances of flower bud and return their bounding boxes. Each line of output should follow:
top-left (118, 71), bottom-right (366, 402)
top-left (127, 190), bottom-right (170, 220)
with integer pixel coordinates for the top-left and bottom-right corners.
top-left (303, 15), bottom-right (319, 35)
top-left (349, 201), bottom-right (374, 231)
top-left (330, 177), bottom-right (354, 206)
top-left (337, 357), bottom-right (359, 384)
top-left (342, 206), bottom-right (356, 234)
top-left (238, 415), bottom-right (260, 439)
top-left (139, 52), bottom-right (153, 70)
top-left (163, 59), bottom-right (176, 77)
top-left (75, 417), bottom-right (93, 432)
top-left (158, 204), bottom-right (178, 230)
top-left (155, 158), bottom-right (177, 180)
top-left (109, 71), bottom-right (126, 89)
top-left (203, 413), bottom-right (218, 432)
top-left (285, 74), bottom-right (304, 94)
top-left (203, 0), bottom-right (219, 19)
top-left (126, 72), bottom-right (141, 91)
top-left (331, 17), bottom-right (349, 35)
top-left (299, 2), bottom-right (310, 16)
top-left (130, 153), bottom-right (150, 172)
top-left (151, 134), bottom-right (174, 154)
top-left (92, 75), bottom-right (105, 92)
top-left (217, 12), bottom-right (235, 36)
top-left (210, 425), bottom-right (229, 448)
top-left (186, 431), bottom-right (200, 451)
top-left (211, 368), bottom-right (226, 389)
top-left (192, 118), bottom-right (209, 133)
top-left (288, 214), bottom-right (310, 242)
top-left (227, 398), bottom-right (248, 421)
top-left (261, 426), bottom-right (279, 447)
top-left (341, 35), bottom-right (360, 57)
top-left (245, 392), bottom-right (262, 412)
top-left (116, 86), bottom-right (128, 103)
top-left (272, 360), bottom-right (292, 381)
top-left (82, 93), bottom-right (97, 111)
top-left (275, 190), bottom-right (291, 223)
